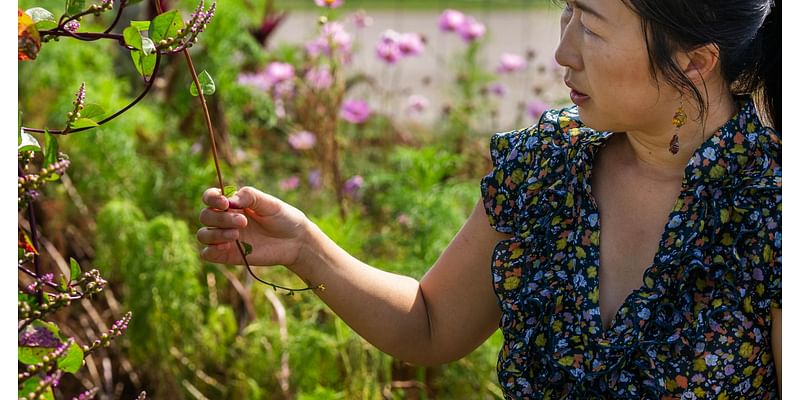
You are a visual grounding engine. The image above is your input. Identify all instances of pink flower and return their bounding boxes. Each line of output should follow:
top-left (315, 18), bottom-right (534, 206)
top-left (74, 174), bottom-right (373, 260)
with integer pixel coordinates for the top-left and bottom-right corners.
top-left (457, 16), bottom-right (486, 42)
top-left (306, 22), bottom-right (352, 61)
top-left (266, 62), bottom-right (295, 83)
top-left (527, 100), bottom-right (550, 121)
top-left (237, 71), bottom-right (271, 91)
top-left (376, 30), bottom-right (403, 64)
top-left (489, 83), bottom-right (507, 97)
top-left (64, 20), bottom-right (80, 33)
top-left (350, 9), bottom-right (373, 29)
top-left (438, 9), bottom-right (465, 32)
top-left (406, 94), bottom-right (430, 114)
top-left (305, 65), bottom-right (333, 90)
top-left (398, 32), bottom-right (425, 56)
top-left (315, 0), bottom-right (343, 8)
top-left (497, 53), bottom-right (526, 74)
top-left (340, 99), bottom-right (371, 124)
top-left (288, 130), bottom-right (317, 150)
top-left (307, 169), bottom-right (323, 189)
top-left (279, 176), bottom-right (300, 191)
top-left (343, 175), bottom-right (364, 197)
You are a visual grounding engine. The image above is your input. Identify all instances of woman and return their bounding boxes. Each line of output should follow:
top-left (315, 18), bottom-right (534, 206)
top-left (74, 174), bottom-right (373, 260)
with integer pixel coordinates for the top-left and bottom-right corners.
top-left (197, 0), bottom-right (781, 397)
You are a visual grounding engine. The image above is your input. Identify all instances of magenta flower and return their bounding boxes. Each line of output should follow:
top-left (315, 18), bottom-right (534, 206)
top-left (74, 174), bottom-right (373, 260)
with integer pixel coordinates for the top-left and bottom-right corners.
top-left (266, 62), bottom-right (295, 83)
top-left (457, 16), bottom-right (486, 42)
top-left (315, 0), bottom-right (343, 8)
top-left (497, 53), bottom-right (526, 74)
top-left (438, 9), bottom-right (465, 32)
top-left (343, 175), bottom-right (364, 197)
top-left (306, 22), bottom-right (353, 61)
top-left (350, 9), bottom-right (373, 29)
top-left (398, 32), bottom-right (425, 56)
top-left (489, 83), bottom-right (507, 97)
top-left (305, 65), bottom-right (333, 90)
top-left (407, 94), bottom-right (430, 114)
top-left (527, 100), bottom-right (551, 121)
top-left (237, 71), bottom-right (271, 91)
top-left (279, 176), bottom-right (300, 191)
top-left (64, 20), bottom-right (80, 33)
top-left (288, 130), bottom-right (317, 150)
top-left (376, 30), bottom-right (403, 64)
top-left (340, 99), bottom-right (371, 123)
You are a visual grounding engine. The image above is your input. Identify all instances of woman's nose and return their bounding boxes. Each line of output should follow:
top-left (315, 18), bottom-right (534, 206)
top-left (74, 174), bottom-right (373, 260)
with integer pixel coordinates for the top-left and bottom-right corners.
top-left (554, 17), bottom-right (583, 71)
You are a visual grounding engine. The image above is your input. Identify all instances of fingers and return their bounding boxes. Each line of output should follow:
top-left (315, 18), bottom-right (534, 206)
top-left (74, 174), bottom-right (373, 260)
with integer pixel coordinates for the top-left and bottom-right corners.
top-left (196, 227), bottom-right (239, 245)
top-left (199, 208), bottom-right (248, 229)
top-left (228, 186), bottom-right (281, 216)
top-left (200, 242), bottom-right (238, 264)
top-left (202, 187), bottom-right (230, 210)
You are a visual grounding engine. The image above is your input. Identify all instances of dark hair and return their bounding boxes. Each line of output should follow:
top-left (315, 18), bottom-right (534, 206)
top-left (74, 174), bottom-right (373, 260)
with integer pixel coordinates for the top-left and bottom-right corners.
top-left (623, 0), bottom-right (780, 131)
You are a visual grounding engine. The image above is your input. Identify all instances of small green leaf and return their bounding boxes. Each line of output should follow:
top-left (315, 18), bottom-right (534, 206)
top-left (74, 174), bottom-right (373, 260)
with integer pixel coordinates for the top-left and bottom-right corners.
top-left (66, 0), bottom-right (86, 15)
top-left (130, 20), bottom-right (150, 31)
top-left (59, 275), bottom-right (68, 291)
top-left (223, 185), bottom-right (237, 197)
top-left (149, 10), bottom-right (184, 43)
top-left (26, 7), bottom-right (55, 24)
top-left (19, 376), bottom-right (55, 400)
top-left (242, 242), bottom-right (253, 256)
top-left (35, 20), bottom-right (58, 30)
top-left (69, 118), bottom-right (99, 130)
top-left (81, 104), bottom-right (105, 121)
top-left (130, 49), bottom-right (156, 78)
top-left (57, 342), bottom-right (84, 373)
top-left (18, 131), bottom-right (40, 152)
top-left (190, 70), bottom-right (216, 96)
top-left (69, 258), bottom-right (81, 282)
top-left (43, 130), bottom-right (58, 166)
top-left (123, 26), bottom-right (143, 51)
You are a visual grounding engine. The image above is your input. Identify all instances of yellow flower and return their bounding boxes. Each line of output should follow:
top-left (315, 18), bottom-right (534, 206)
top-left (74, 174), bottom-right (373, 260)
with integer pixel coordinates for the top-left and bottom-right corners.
top-left (503, 276), bottom-right (520, 291)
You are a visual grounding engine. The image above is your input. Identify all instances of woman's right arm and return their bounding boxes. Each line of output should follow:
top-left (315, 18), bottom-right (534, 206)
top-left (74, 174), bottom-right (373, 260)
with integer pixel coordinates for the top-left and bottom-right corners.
top-left (197, 186), bottom-right (510, 365)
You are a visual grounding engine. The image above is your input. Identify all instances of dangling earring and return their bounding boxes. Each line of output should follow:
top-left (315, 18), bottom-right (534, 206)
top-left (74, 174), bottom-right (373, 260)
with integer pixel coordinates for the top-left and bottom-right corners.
top-left (669, 98), bottom-right (687, 155)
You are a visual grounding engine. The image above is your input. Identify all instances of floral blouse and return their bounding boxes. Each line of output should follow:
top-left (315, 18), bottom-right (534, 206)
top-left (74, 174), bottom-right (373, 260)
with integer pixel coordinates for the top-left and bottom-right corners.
top-left (480, 97), bottom-right (781, 399)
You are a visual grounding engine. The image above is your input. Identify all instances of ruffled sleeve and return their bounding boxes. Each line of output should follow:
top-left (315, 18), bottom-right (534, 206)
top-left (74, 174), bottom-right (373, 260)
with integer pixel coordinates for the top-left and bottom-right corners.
top-left (766, 197), bottom-right (782, 309)
top-left (479, 127), bottom-right (533, 234)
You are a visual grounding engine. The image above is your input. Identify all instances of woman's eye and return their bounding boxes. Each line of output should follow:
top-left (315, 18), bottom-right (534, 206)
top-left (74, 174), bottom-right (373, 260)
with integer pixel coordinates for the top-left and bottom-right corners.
top-left (582, 25), bottom-right (597, 37)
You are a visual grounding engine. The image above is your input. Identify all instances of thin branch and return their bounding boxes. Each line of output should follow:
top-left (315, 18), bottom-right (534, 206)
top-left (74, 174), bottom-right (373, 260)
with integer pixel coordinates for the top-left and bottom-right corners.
top-left (22, 53), bottom-right (162, 135)
top-left (40, 29), bottom-right (126, 45)
top-left (19, 165), bottom-right (43, 304)
top-left (104, 0), bottom-right (129, 34)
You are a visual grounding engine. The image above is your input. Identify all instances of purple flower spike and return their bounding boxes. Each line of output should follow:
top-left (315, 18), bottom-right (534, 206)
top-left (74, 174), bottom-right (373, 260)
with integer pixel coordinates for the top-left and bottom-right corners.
top-left (73, 387), bottom-right (99, 400)
top-left (340, 99), bottom-right (371, 124)
top-left (64, 20), bottom-right (80, 33)
top-left (19, 326), bottom-right (61, 348)
top-left (438, 9), bottom-right (465, 32)
top-left (315, 0), bottom-right (343, 8)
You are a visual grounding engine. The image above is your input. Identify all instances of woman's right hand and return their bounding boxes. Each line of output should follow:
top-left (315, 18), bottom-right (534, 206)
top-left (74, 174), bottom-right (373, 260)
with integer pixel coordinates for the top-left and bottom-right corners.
top-left (197, 186), bottom-right (310, 269)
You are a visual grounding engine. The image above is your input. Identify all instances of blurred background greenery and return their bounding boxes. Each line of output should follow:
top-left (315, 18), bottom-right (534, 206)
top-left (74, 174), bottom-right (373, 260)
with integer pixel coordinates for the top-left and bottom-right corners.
top-left (18, 0), bottom-right (565, 398)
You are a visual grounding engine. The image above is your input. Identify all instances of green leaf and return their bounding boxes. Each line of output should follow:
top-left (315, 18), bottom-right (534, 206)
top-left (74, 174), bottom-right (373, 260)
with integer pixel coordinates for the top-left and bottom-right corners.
top-left (26, 7), bottom-right (55, 24)
top-left (59, 275), bottom-right (68, 291)
top-left (81, 104), bottom-right (105, 121)
top-left (19, 376), bottom-right (54, 400)
top-left (66, 0), bottom-right (86, 15)
top-left (35, 20), bottom-right (58, 30)
top-left (69, 118), bottom-right (99, 130)
top-left (57, 342), bottom-right (84, 373)
top-left (190, 70), bottom-right (216, 96)
top-left (18, 131), bottom-right (41, 152)
top-left (223, 185), bottom-right (237, 197)
top-left (149, 10), bottom-right (184, 43)
top-left (242, 242), bottom-right (253, 256)
top-left (130, 20), bottom-right (150, 31)
top-left (123, 26), bottom-right (143, 51)
top-left (69, 258), bottom-right (81, 282)
top-left (130, 50), bottom-right (157, 79)
top-left (43, 130), bottom-right (58, 166)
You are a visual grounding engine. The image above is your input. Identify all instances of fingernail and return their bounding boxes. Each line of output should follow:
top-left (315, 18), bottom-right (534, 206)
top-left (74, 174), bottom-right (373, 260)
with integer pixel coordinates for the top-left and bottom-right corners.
top-left (234, 215), bottom-right (247, 226)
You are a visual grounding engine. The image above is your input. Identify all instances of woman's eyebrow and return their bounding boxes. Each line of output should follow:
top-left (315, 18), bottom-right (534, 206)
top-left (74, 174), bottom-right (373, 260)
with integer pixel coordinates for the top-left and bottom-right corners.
top-left (574, 0), bottom-right (608, 22)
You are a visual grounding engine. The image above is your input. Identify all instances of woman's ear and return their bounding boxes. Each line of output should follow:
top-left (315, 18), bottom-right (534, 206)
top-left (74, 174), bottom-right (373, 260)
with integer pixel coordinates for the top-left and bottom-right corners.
top-left (677, 43), bottom-right (721, 85)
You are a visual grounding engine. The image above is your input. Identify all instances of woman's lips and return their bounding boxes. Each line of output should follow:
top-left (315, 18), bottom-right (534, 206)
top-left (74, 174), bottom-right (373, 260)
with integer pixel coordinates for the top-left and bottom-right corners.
top-left (570, 89), bottom-right (590, 106)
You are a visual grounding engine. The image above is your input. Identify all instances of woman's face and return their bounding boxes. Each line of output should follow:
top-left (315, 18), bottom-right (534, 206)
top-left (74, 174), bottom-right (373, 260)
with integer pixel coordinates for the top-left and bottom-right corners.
top-left (555, 0), bottom-right (678, 133)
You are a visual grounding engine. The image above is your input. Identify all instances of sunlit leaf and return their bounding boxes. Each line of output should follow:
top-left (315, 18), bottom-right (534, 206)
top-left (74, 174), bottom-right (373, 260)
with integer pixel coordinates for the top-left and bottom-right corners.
top-left (223, 185), bottom-right (237, 197)
top-left (26, 7), bottom-right (55, 24)
top-left (130, 20), bottom-right (150, 31)
top-left (43, 130), bottom-right (58, 166)
top-left (66, 0), bottom-right (86, 15)
top-left (19, 376), bottom-right (54, 400)
top-left (18, 131), bottom-right (40, 152)
top-left (123, 26), bottom-right (143, 51)
top-left (18, 230), bottom-right (38, 255)
top-left (57, 342), bottom-right (84, 373)
top-left (149, 10), bottom-right (184, 43)
top-left (69, 118), bottom-right (99, 130)
top-left (69, 258), bottom-right (81, 282)
top-left (190, 70), bottom-right (216, 96)
top-left (81, 103), bottom-right (105, 121)
top-left (130, 49), bottom-right (156, 79)
top-left (18, 9), bottom-right (40, 61)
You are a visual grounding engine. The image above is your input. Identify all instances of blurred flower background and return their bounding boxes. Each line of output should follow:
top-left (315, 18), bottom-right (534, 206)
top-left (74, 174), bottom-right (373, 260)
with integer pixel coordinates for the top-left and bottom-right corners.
top-left (18, 0), bottom-right (568, 398)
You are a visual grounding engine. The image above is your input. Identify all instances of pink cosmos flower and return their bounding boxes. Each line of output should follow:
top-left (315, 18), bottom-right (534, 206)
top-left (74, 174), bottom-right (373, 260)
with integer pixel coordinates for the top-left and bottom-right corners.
top-left (376, 30), bottom-right (403, 64)
top-left (287, 130), bottom-right (317, 150)
top-left (305, 65), bottom-right (333, 90)
top-left (398, 32), bottom-right (425, 56)
top-left (497, 53), bottom-right (526, 74)
top-left (457, 16), bottom-right (486, 42)
top-left (438, 9), bottom-right (465, 32)
top-left (279, 176), bottom-right (300, 191)
top-left (266, 62), bottom-right (295, 83)
top-left (489, 83), bottom-right (507, 97)
top-left (315, 0), bottom-right (343, 8)
top-left (407, 94), bottom-right (430, 114)
top-left (527, 100), bottom-right (550, 121)
top-left (306, 22), bottom-right (353, 61)
top-left (237, 71), bottom-right (271, 91)
top-left (340, 99), bottom-right (371, 124)
top-left (350, 9), bottom-right (373, 29)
